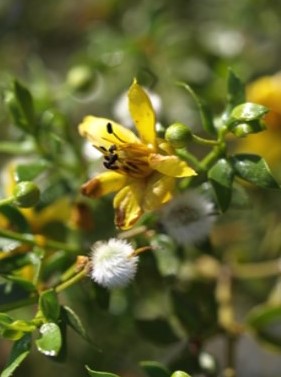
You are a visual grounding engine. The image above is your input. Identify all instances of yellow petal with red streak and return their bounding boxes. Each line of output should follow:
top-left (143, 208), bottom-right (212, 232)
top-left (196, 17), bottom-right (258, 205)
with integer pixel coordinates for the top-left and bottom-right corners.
top-left (113, 183), bottom-right (144, 229)
top-left (81, 171), bottom-right (128, 198)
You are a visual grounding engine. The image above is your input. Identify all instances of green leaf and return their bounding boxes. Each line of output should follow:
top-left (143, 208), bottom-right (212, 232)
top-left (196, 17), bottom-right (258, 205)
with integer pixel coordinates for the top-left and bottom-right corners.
top-left (35, 322), bottom-right (62, 357)
top-left (85, 366), bottom-right (120, 377)
top-left (1, 333), bottom-right (32, 377)
top-left (178, 82), bottom-right (216, 135)
top-left (0, 205), bottom-right (30, 232)
top-left (140, 361), bottom-right (170, 377)
top-left (3, 275), bottom-right (37, 293)
top-left (7, 320), bottom-right (36, 333)
top-left (246, 305), bottom-right (281, 351)
top-left (226, 68), bottom-right (245, 111)
top-left (230, 154), bottom-right (280, 189)
top-left (4, 91), bottom-right (27, 132)
top-left (39, 289), bottom-right (60, 322)
top-left (0, 253), bottom-right (33, 274)
top-left (230, 119), bottom-right (266, 137)
top-left (15, 160), bottom-right (49, 182)
top-left (230, 102), bottom-right (268, 122)
top-left (208, 158), bottom-right (234, 211)
top-left (62, 305), bottom-right (88, 341)
top-left (14, 80), bottom-right (35, 133)
top-left (0, 313), bottom-right (13, 327)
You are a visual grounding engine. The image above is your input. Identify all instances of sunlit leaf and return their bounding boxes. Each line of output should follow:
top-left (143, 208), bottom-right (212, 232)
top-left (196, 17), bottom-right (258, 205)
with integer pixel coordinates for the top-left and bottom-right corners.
top-left (231, 102), bottom-right (268, 122)
top-left (230, 154), bottom-right (280, 189)
top-left (35, 322), bottom-right (62, 357)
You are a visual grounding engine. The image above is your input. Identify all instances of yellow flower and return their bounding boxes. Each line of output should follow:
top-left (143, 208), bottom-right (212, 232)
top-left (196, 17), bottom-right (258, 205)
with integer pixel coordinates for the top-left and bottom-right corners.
top-left (78, 79), bottom-right (196, 229)
top-left (234, 73), bottom-right (281, 168)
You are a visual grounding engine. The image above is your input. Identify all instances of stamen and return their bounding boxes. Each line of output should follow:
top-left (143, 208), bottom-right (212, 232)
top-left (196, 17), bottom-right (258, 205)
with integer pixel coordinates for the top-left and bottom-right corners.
top-left (109, 145), bottom-right (117, 153)
top-left (107, 122), bottom-right (113, 134)
top-left (104, 161), bottom-right (118, 170)
top-left (106, 122), bottom-right (126, 143)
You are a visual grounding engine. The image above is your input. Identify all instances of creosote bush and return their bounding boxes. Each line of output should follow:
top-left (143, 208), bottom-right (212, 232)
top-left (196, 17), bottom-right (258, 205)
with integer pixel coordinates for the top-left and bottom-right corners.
top-left (0, 67), bottom-right (281, 377)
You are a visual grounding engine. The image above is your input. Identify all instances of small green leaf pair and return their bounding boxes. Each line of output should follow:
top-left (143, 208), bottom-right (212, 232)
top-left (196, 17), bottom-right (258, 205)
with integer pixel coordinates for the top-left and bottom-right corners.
top-left (208, 154), bottom-right (280, 212)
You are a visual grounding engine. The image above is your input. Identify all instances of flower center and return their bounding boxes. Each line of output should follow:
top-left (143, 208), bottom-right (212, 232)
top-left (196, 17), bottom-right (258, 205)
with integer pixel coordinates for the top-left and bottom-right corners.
top-left (100, 123), bottom-right (153, 178)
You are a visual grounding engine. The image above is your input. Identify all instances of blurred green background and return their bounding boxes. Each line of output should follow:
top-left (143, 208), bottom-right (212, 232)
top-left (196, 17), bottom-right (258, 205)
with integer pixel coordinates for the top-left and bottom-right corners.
top-left (1, 1), bottom-right (281, 377)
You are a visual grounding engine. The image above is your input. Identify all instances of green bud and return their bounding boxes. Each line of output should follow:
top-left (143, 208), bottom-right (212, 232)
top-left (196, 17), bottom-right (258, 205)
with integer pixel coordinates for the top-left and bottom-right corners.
top-left (231, 119), bottom-right (266, 138)
top-left (171, 371), bottom-right (191, 377)
top-left (165, 123), bottom-right (192, 148)
top-left (231, 123), bottom-right (254, 137)
top-left (13, 181), bottom-right (40, 208)
top-left (67, 65), bottom-right (94, 92)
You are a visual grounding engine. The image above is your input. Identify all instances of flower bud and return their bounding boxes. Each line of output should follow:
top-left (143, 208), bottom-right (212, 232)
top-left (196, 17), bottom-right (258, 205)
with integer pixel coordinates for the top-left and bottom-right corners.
top-left (165, 122), bottom-right (192, 148)
top-left (67, 65), bottom-right (94, 93)
top-left (231, 123), bottom-right (254, 137)
top-left (13, 181), bottom-right (40, 208)
top-left (231, 119), bottom-right (266, 138)
top-left (171, 371), bottom-right (191, 377)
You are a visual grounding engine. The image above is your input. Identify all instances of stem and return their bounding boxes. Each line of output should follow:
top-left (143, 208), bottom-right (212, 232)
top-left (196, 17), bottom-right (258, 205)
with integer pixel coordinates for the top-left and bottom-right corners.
top-left (0, 197), bottom-right (14, 207)
top-left (0, 227), bottom-right (79, 253)
top-left (192, 134), bottom-right (219, 146)
top-left (199, 146), bottom-right (222, 170)
top-left (199, 126), bottom-right (228, 170)
top-left (223, 335), bottom-right (237, 377)
top-left (55, 268), bottom-right (87, 293)
top-left (231, 258), bottom-right (281, 279)
top-left (176, 148), bottom-right (203, 171)
top-left (0, 268), bottom-right (87, 312)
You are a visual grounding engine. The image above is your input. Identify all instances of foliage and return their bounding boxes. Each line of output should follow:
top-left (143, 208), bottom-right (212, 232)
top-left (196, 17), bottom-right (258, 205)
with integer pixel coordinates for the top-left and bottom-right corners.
top-left (1, 2), bottom-right (281, 377)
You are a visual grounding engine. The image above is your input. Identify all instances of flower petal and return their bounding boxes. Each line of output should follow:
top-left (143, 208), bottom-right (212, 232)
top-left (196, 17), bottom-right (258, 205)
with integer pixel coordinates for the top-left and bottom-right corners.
top-left (128, 79), bottom-right (156, 147)
top-left (81, 171), bottom-right (128, 198)
top-left (78, 115), bottom-right (140, 149)
top-left (148, 153), bottom-right (197, 178)
top-left (142, 173), bottom-right (174, 211)
top-left (113, 183), bottom-right (144, 229)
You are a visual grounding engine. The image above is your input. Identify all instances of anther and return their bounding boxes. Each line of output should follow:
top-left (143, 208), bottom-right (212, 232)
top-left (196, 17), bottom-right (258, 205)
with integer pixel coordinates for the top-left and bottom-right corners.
top-left (107, 122), bottom-right (113, 134)
top-left (109, 145), bottom-right (117, 153)
top-left (106, 123), bottom-right (126, 143)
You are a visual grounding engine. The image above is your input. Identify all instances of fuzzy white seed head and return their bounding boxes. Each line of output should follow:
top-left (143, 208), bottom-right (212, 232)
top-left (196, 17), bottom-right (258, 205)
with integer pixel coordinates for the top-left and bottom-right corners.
top-left (89, 238), bottom-right (139, 289)
top-left (160, 190), bottom-right (217, 246)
